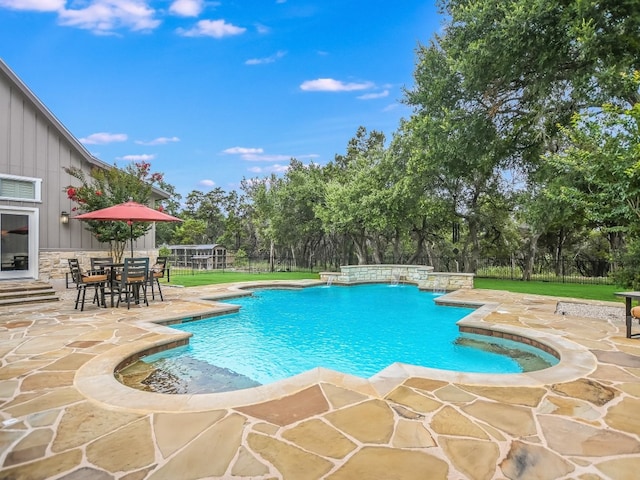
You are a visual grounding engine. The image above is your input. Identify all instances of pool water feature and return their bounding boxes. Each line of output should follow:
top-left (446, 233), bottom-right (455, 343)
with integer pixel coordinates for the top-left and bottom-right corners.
top-left (129, 284), bottom-right (558, 393)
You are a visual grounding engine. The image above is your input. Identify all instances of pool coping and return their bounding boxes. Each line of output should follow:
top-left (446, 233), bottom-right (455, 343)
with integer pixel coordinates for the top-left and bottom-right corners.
top-left (75, 281), bottom-right (598, 413)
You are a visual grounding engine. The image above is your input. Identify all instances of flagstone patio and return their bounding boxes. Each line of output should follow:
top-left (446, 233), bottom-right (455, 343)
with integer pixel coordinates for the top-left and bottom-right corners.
top-left (1, 279), bottom-right (640, 479)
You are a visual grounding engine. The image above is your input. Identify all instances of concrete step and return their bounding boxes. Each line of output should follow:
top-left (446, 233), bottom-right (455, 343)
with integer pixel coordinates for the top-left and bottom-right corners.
top-left (0, 294), bottom-right (59, 306)
top-left (0, 288), bottom-right (56, 299)
top-left (0, 281), bottom-right (59, 307)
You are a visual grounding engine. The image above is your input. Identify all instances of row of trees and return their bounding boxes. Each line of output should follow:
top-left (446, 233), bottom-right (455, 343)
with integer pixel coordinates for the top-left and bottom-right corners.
top-left (68, 0), bottom-right (640, 285)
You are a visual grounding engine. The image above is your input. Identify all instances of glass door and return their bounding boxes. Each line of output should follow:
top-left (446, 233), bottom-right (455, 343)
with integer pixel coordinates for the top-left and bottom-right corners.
top-left (0, 209), bottom-right (36, 279)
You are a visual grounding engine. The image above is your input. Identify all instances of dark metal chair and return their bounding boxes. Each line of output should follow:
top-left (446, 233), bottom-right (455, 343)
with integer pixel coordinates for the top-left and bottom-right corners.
top-left (68, 259), bottom-right (107, 311)
top-left (116, 257), bottom-right (149, 309)
top-left (13, 255), bottom-right (28, 270)
top-left (147, 256), bottom-right (168, 301)
top-left (90, 257), bottom-right (114, 274)
top-left (89, 257), bottom-right (113, 305)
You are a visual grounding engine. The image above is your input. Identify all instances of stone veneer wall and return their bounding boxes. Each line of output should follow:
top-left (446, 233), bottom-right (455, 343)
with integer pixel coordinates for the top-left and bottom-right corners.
top-left (420, 271), bottom-right (475, 291)
top-left (319, 265), bottom-right (474, 291)
top-left (39, 250), bottom-right (160, 281)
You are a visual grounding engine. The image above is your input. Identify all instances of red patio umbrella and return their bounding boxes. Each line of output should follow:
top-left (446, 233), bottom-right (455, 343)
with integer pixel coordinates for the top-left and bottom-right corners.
top-left (73, 200), bottom-right (182, 257)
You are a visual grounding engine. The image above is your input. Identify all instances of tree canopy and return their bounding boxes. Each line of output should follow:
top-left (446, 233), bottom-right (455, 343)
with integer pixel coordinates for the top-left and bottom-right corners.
top-left (65, 161), bottom-right (167, 261)
top-left (148, 0), bottom-right (640, 283)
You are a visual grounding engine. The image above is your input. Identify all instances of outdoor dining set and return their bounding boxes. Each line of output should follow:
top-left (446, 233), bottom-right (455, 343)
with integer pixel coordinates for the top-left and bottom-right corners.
top-left (64, 199), bottom-right (181, 311)
top-left (68, 256), bottom-right (168, 311)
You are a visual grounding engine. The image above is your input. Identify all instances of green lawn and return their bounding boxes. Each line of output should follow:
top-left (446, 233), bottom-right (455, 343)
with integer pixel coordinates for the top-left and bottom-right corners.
top-left (474, 278), bottom-right (623, 303)
top-left (166, 270), bottom-right (624, 303)
top-left (167, 270), bottom-right (320, 287)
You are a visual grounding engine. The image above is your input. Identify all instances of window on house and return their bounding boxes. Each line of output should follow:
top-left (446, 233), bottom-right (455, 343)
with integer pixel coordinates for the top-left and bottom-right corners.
top-left (0, 175), bottom-right (42, 202)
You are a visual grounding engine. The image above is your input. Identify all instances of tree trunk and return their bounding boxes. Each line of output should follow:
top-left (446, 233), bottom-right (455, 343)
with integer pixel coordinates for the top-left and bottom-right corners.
top-left (408, 231), bottom-right (426, 265)
top-left (269, 240), bottom-right (275, 272)
top-left (553, 228), bottom-right (566, 276)
top-left (522, 232), bottom-right (541, 281)
top-left (340, 234), bottom-right (350, 266)
top-left (371, 235), bottom-right (385, 264)
top-left (290, 246), bottom-right (296, 270)
top-left (351, 233), bottom-right (368, 265)
top-left (607, 231), bottom-right (625, 271)
top-left (110, 240), bottom-right (126, 263)
top-left (466, 218), bottom-right (481, 273)
top-left (392, 228), bottom-right (402, 263)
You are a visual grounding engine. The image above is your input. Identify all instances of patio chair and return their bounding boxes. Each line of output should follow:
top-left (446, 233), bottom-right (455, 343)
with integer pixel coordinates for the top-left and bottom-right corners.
top-left (68, 259), bottom-right (107, 311)
top-left (13, 255), bottom-right (28, 270)
top-left (90, 257), bottom-right (114, 305)
top-left (90, 256), bottom-right (113, 274)
top-left (147, 256), bottom-right (168, 301)
top-left (116, 257), bottom-right (149, 309)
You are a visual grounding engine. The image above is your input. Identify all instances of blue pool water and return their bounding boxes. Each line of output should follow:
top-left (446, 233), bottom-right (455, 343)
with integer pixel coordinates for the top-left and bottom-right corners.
top-left (140, 284), bottom-right (557, 390)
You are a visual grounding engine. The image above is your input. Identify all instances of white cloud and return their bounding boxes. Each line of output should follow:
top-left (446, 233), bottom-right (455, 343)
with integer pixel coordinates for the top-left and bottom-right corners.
top-left (177, 19), bottom-right (246, 38)
top-left (199, 179), bottom-right (216, 187)
top-left (58, 0), bottom-right (161, 34)
top-left (242, 153), bottom-right (291, 162)
top-left (248, 164), bottom-right (289, 174)
top-left (357, 90), bottom-right (389, 100)
top-left (1, 0), bottom-right (160, 33)
top-left (118, 153), bottom-right (156, 161)
top-left (241, 177), bottom-right (259, 186)
top-left (223, 147), bottom-right (287, 162)
top-left (383, 103), bottom-right (401, 112)
top-left (79, 132), bottom-right (128, 145)
top-left (169, 0), bottom-right (203, 17)
top-left (255, 23), bottom-right (270, 34)
top-left (223, 147), bottom-right (264, 155)
top-left (245, 50), bottom-right (286, 66)
top-left (0, 0), bottom-right (63, 11)
top-left (135, 136), bottom-right (180, 146)
top-left (300, 78), bottom-right (374, 92)
top-left (224, 146), bottom-right (318, 163)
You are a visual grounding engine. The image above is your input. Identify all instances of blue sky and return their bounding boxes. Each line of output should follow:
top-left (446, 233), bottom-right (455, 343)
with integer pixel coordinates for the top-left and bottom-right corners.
top-left (1, 1), bottom-right (441, 197)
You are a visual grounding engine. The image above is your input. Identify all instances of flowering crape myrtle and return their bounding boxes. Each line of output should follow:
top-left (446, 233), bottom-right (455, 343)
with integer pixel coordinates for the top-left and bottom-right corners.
top-left (64, 161), bottom-right (165, 261)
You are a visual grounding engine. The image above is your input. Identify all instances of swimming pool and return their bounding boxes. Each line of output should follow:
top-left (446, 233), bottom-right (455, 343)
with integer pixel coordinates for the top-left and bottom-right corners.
top-left (132, 284), bottom-right (558, 393)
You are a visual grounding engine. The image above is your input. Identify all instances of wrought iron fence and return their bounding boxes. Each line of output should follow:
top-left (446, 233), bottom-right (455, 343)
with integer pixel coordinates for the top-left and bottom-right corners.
top-left (439, 256), bottom-right (616, 285)
top-left (167, 255), bottom-right (314, 278)
top-left (166, 252), bottom-right (615, 285)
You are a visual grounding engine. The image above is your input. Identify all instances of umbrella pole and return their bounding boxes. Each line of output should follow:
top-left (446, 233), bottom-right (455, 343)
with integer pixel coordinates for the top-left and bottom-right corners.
top-left (130, 223), bottom-right (134, 258)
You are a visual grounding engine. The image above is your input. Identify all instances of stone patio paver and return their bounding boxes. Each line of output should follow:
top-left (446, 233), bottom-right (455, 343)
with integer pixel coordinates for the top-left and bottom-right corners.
top-left (1, 280), bottom-right (640, 478)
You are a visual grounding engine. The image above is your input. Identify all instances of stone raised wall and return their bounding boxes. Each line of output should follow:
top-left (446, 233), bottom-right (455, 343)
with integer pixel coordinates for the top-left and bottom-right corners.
top-left (39, 249), bottom-right (160, 281)
top-left (421, 271), bottom-right (475, 291)
top-left (320, 265), bottom-right (474, 291)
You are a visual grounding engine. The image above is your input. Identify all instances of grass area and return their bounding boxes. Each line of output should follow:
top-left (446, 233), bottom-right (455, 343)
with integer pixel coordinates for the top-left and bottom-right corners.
top-left (166, 270), bottom-right (624, 303)
top-left (474, 278), bottom-right (623, 303)
top-left (167, 270), bottom-right (320, 287)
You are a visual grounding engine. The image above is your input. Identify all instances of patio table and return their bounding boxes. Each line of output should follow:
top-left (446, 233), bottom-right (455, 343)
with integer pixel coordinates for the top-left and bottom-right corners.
top-left (614, 291), bottom-right (640, 338)
top-left (100, 262), bottom-right (124, 307)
